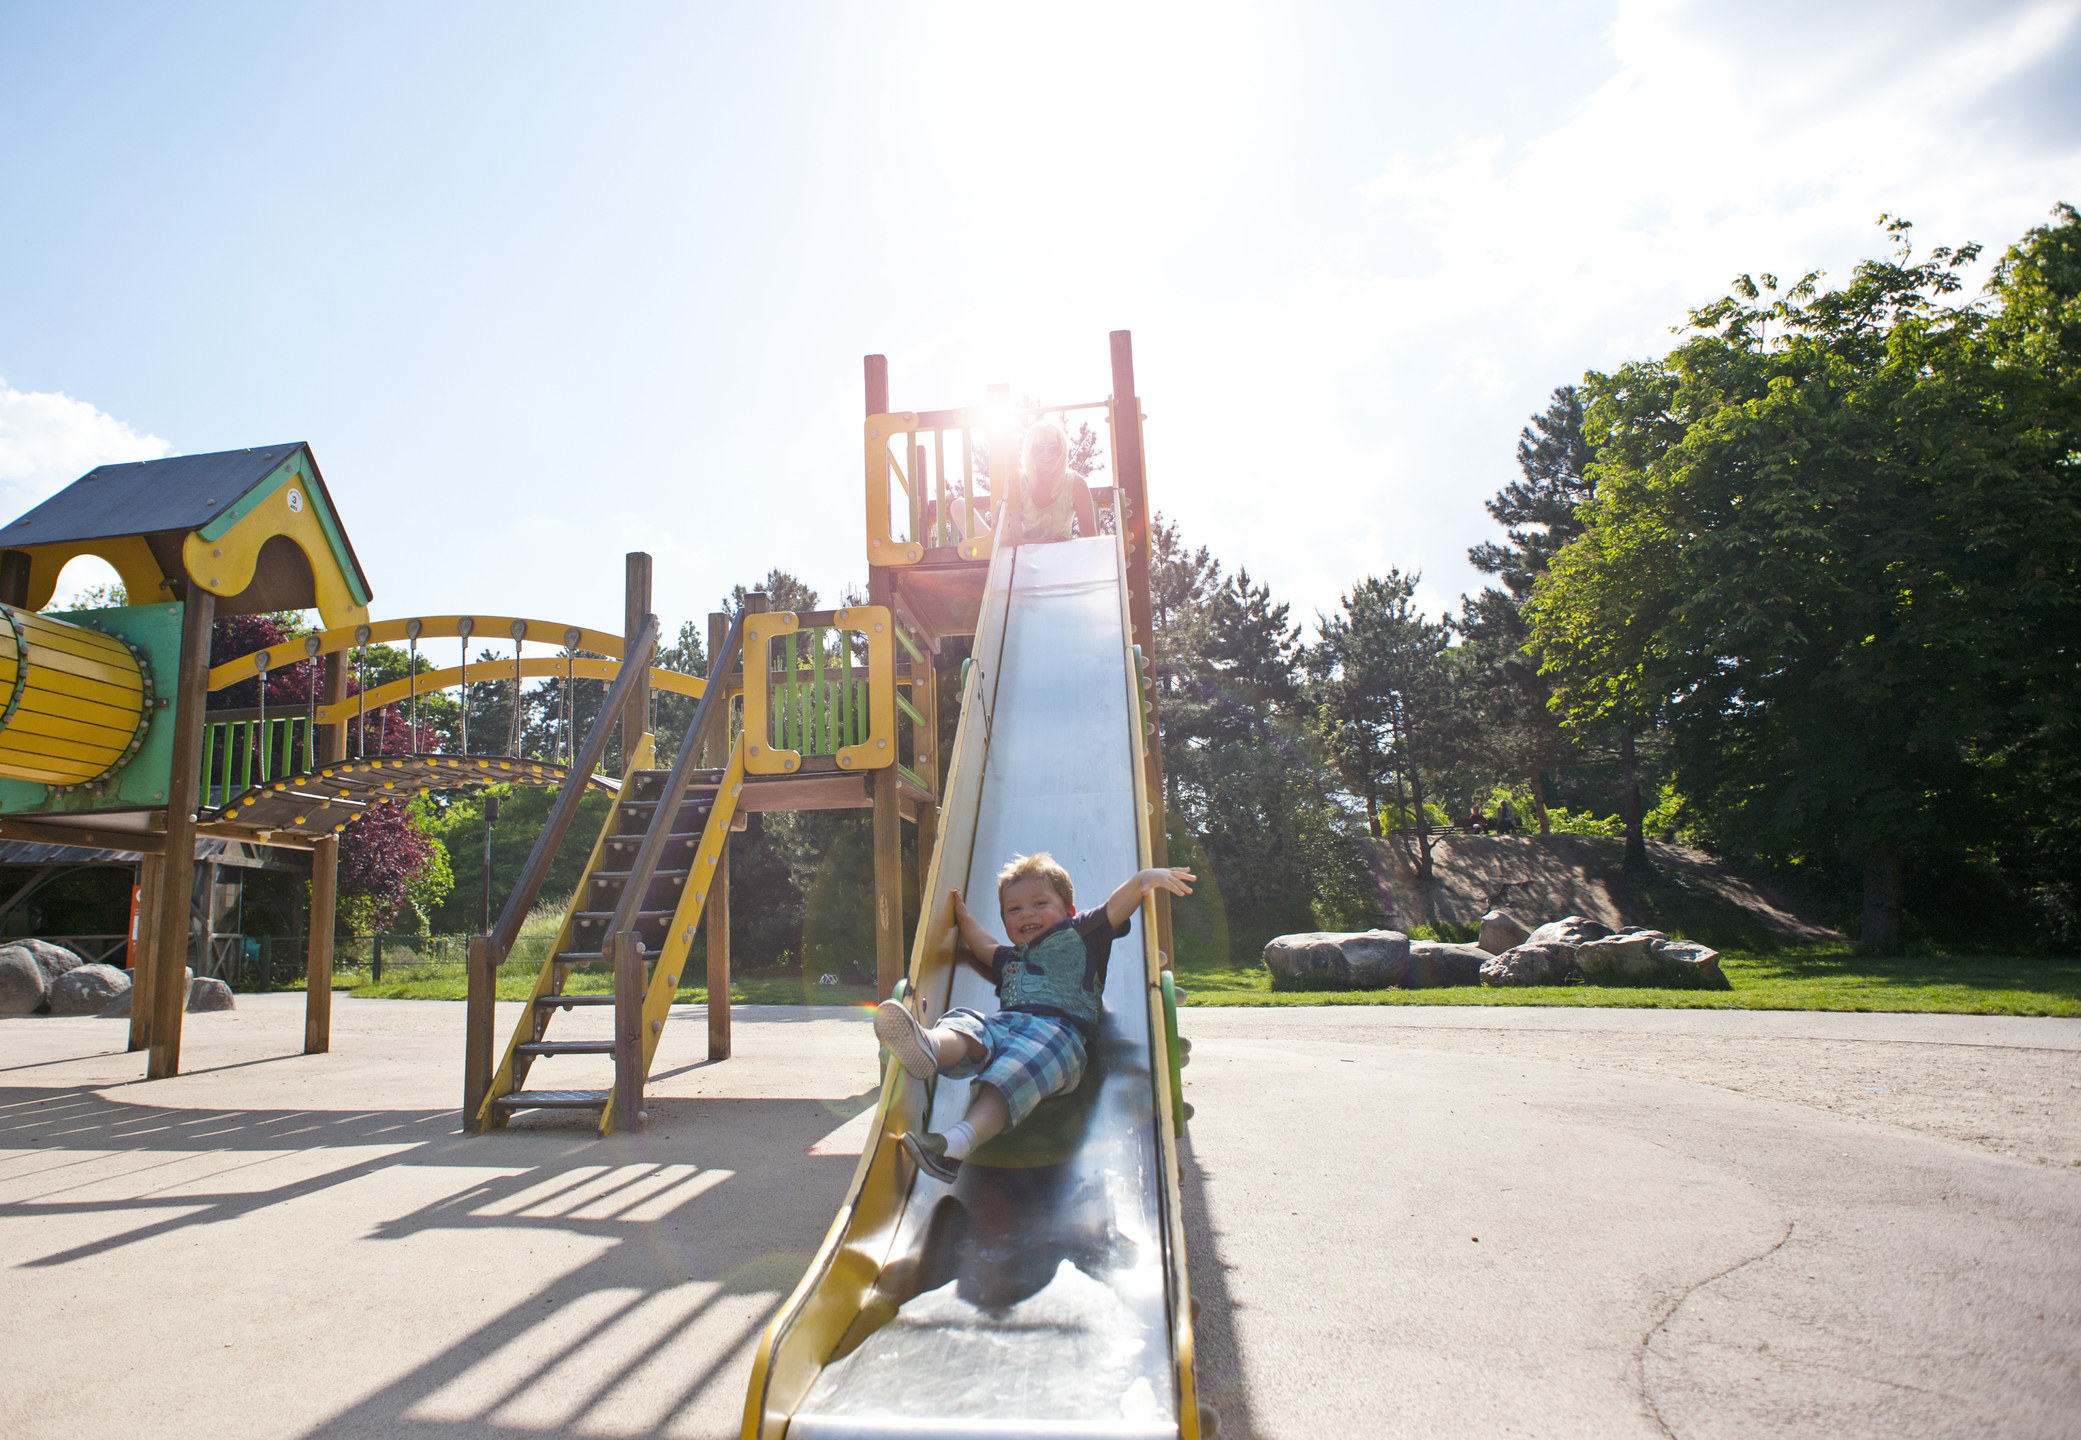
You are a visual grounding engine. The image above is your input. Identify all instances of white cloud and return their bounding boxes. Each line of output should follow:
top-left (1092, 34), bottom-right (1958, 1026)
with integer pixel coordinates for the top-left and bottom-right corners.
top-left (0, 379), bottom-right (171, 516)
top-left (1149, 0), bottom-right (2081, 632)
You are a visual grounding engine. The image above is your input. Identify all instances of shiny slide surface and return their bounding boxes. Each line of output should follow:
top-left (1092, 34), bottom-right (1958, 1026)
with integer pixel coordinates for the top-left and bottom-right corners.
top-left (743, 534), bottom-right (1198, 1439)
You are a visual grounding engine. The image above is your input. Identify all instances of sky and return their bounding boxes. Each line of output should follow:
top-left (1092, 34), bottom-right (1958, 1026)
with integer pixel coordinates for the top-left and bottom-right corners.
top-left (2, 0), bottom-right (2077, 640)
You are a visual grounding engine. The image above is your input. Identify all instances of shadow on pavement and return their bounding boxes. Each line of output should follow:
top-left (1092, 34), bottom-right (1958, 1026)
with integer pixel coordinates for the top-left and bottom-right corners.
top-left (1179, 1127), bottom-right (1257, 1440)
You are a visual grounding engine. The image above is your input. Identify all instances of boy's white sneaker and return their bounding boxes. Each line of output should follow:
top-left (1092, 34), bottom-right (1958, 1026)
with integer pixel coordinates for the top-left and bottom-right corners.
top-left (874, 999), bottom-right (938, 1080)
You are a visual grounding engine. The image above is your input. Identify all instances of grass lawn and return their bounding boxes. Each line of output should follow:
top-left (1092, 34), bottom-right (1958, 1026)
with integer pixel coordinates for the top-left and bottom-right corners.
top-left (1171, 945), bottom-right (2081, 1016)
top-left (322, 946), bottom-right (2081, 1016)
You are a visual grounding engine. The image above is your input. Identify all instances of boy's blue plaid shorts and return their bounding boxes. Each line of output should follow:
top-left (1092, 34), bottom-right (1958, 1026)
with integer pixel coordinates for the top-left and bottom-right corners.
top-left (937, 1007), bottom-right (1087, 1129)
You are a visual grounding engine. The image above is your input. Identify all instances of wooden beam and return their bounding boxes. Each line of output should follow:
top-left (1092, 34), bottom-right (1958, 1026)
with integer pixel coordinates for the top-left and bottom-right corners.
top-left (1110, 329), bottom-right (1174, 964)
top-left (613, 929), bottom-right (644, 1132)
top-left (304, 834), bottom-right (337, 1054)
top-left (0, 817), bottom-right (165, 853)
top-left (622, 553), bottom-right (653, 775)
top-left (707, 834), bottom-right (730, 1061)
top-left (148, 590), bottom-right (214, 1080)
top-left (464, 934), bottom-right (494, 1130)
top-left (127, 851), bottom-right (163, 1053)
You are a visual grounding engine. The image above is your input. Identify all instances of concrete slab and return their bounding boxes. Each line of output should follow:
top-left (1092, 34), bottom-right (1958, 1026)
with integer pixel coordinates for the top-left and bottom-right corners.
top-left (2, 998), bottom-right (2076, 1438)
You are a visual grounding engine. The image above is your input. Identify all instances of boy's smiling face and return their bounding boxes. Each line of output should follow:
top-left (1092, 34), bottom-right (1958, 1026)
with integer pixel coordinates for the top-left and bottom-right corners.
top-left (999, 876), bottom-right (1071, 946)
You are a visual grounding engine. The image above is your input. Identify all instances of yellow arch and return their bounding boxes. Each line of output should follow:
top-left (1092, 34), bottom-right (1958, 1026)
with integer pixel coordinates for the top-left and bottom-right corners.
top-left (207, 616), bottom-right (632, 692)
top-left (295, 657), bottom-right (705, 726)
top-left (19, 536), bottom-right (169, 613)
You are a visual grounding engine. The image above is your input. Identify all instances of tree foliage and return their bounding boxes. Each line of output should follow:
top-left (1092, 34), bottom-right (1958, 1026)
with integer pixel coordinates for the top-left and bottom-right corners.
top-left (1529, 207), bottom-right (2081, 947)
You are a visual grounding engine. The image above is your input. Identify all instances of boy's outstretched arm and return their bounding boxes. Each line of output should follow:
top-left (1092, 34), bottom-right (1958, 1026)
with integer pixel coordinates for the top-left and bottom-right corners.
top-left (948, 890), bottom-right (1002, 973)
top-left (1103, 867), bottom-right (1197, 929)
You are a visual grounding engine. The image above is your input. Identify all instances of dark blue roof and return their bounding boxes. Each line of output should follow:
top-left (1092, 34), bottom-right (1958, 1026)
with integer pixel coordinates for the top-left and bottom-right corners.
top-left (3, 442), bottom-right (306, 545)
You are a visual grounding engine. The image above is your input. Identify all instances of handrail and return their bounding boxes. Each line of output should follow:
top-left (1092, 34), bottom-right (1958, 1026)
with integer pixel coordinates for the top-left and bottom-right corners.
top-left (487, 613), bottom-right (659, 963)
top-left (605, 612), bottom-right (744, 945)
top-left (207, 615), bottom-right (626, 691)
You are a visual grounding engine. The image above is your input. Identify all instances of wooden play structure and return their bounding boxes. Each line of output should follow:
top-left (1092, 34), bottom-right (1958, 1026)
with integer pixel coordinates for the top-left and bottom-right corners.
top-left (0, 332), bottom-right (1204, 1437)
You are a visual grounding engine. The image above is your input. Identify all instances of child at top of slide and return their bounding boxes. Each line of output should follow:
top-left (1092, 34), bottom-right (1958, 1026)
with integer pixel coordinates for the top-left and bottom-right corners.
top-left (873, 852), bottom-right (1195, 1183)
top-left (1015, 419), bottom-right (1099, 544)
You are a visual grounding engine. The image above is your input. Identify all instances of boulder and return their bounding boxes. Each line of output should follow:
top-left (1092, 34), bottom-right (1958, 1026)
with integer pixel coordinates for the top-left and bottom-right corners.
top-left (101, 966), bottom-right (192, 1018)
top-left (1479, 940), bottom-right (1579, 987)
top-left (1402, 941), bottom-right (1489, 988)
top-left (0, 946), bottom-right (46, 1015)
top-left (1575, 931), bottom-right (1730, 990)
top-left (48, 963), bottom-right (131, 1016)
top-left (1477, 909), bottom-right (1531, 955)
top-left (16, 938), bottom-right (84, 986)
top-left (1263, 930), bottom-right (1409, 989)
top-left (187, 976), bottom-right (237, 1012)
top-left (1523, 916), bottom-right (1615, 956)
top-left (1573, 930), bottom-right (1670, 982)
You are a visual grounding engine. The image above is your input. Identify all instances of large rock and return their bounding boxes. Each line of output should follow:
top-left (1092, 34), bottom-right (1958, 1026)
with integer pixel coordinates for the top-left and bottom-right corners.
top-left (1479, 940), bottom-right (1579, 987)
top-left (101, 966), bottom-right (193, 1018)
top-left (1263, 930), bottom-right (1409, 989)
top-left (1523, 916), bottom-right (1614, 957)
top-left (16, 939), bottom-right (84, 986)
top-left (48, 963), bottom-right (131, 1016)
top-left (1477, 909), bottom-right (1531, 955)
top-left (187, 976), bottom-right (237, 1012)
top-left (0, 946), bottom-right (46, 1015)
top-left (1577, 931), bottom-right (1730, 990)
top-left (1402, 941), bottom-right (1489, 988)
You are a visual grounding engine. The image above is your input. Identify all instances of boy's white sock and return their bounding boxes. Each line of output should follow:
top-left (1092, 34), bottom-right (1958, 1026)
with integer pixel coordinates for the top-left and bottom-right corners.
top-left (941, 1121), bottom-right (979, 1160)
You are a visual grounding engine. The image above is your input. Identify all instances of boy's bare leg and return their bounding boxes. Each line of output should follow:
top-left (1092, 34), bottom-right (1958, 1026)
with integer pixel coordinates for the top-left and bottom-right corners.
top-left (942, 1084), bottom-right (1009, 1160)
top-left (929, 1028), bottom-right (985, 1069)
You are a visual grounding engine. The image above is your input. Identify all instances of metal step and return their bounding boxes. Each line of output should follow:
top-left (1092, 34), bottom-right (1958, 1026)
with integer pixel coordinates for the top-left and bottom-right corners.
top-left (572, 910), bottom-right (676, 925)
top-left (492, 1089), bottom-right (607, 1111)
top-left (588, 868), bottom-right (693, 884)
top-left (534, 993), bottom-right (616, 1009)
top-left (516, 1040), bottom-right (616, 1057)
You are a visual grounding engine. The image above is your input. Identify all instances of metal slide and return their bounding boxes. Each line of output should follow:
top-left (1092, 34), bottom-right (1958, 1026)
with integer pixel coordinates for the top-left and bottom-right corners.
top-left (742, 532), bottom-right (1200, 1439)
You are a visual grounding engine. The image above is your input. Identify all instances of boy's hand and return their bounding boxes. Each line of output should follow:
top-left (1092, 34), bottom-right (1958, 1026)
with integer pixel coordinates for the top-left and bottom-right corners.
top-left (1104, 867), bottom-right (1197, 927)
top-left (948, 889), bottom-right (1001, 969)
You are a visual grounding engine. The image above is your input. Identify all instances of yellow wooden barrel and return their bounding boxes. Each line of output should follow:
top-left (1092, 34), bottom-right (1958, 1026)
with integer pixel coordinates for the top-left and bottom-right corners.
top-left (0, 605), bottom-right (155, 787)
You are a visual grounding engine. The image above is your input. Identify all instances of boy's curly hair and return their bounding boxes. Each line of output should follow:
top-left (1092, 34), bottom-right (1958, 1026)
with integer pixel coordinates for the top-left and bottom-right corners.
top-left (997, 852), bottom-right (1074, 908)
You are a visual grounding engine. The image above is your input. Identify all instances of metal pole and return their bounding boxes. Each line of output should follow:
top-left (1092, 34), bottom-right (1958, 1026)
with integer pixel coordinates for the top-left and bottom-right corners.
top-left (481, 793), bottom-right (499, 935)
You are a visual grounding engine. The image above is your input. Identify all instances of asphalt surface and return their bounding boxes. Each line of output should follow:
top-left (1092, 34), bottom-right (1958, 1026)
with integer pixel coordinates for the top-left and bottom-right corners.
top-left (1, 995), bottom-right (2075, 1438)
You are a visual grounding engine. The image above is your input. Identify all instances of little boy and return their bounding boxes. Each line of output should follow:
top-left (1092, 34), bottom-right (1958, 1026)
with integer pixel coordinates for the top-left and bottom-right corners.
top-left (873, 852), bottom-right (1195, 1183)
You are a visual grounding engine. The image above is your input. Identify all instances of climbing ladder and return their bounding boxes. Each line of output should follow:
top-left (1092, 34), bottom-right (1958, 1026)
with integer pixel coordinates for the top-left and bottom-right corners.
top-left (476, 732), bottom-right (744, 1134)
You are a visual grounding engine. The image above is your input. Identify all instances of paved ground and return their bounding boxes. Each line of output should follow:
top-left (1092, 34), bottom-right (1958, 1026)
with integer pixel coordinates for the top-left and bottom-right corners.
top-left (1, 996), bottom-right (2075, 1438)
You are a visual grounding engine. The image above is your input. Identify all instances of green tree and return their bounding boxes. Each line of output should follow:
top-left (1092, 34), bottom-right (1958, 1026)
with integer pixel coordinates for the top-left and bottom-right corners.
top-left (1531, 208), bottom-right (2081, 948)
top-left (1311, 571), bottom-right (1470, 881)
top-left (1460, 386), bottom-right (1597, 835)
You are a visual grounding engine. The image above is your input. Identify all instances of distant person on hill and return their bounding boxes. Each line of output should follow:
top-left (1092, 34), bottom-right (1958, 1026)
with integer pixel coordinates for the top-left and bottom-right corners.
top-left (873, 851), bottom-right (1195, 1182)
top-left (1495, 797), bottom-right (1520, 834)
top-left (1015, 419), bottom-right (1098, 544)
top-left (1466, 805), bottom-right (1488, 834)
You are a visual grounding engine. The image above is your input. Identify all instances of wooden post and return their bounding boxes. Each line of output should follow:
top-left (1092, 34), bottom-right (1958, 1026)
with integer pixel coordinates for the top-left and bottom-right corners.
top-left (1109, 330), bottom-right (1174, 964)
top-left (622, 553), bottom-right (653, 778)
top-left (319, 650), bottom-right (347, 765)
top-left (915, 641), bottom-right (939, 905)
top-left (304, 835), bottom-right (337, 1054)
top-left (613, 930), bottom-right (644, 1131)
top-left (127, 851), bottom-right (164, 1053)
top-left (707, 840), bottom-right (730, 1060)
top-left (865, 356), bottom-right (904, 1000)
top-left (703, 610), bottom-right (731, 1060)
top-left (464, 934), bottom-right (494, 1131)
top-left (147, 589), bottom-right (214, 1080)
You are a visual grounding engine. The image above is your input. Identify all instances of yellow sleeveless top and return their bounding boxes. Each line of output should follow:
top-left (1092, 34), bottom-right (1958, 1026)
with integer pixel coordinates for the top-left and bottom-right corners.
top-left (1019, 479), bottom-right (1076, 543)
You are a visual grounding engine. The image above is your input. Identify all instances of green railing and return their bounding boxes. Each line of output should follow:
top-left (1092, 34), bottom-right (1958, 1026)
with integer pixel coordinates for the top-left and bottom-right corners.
top-left (201, 714), bottom-right (318, 810)
top-left (765, 627), bottom-right (874, 760)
